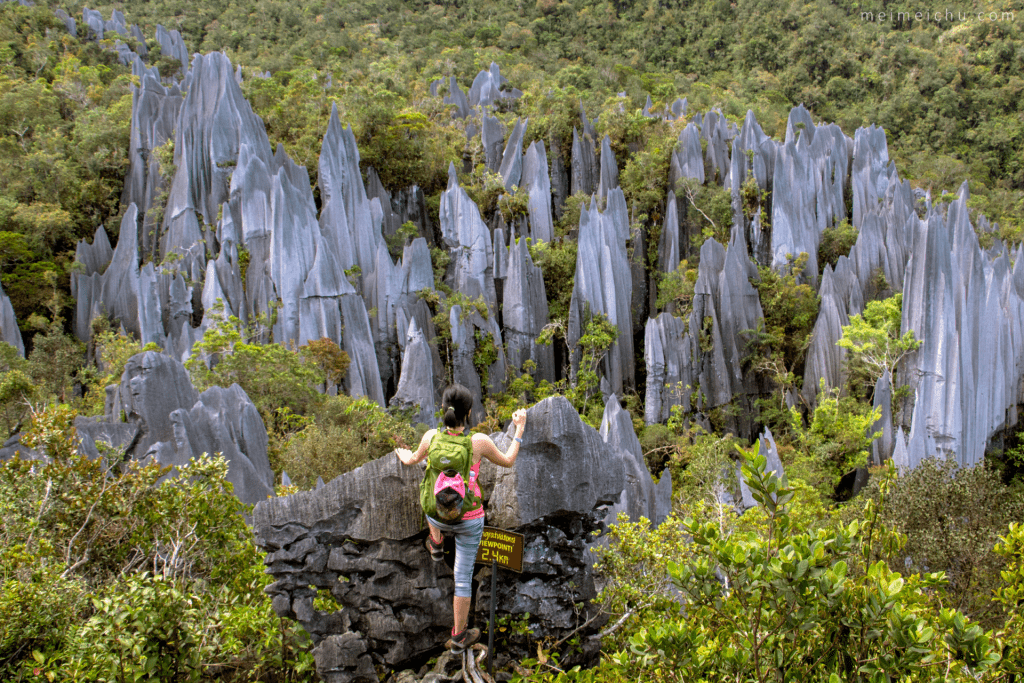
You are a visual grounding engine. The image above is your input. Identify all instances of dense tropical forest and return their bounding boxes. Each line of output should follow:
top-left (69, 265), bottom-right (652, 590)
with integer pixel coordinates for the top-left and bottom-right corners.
top-left (2, 0), bottom-right (1024, 680)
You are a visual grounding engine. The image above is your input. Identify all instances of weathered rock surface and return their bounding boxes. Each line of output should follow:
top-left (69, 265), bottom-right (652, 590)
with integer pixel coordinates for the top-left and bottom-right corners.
top-left (0, 281), bottom-right (24, 356)
top-left (501, 232), bottom-right (555, 384)
top-left (498, 118), bottom-right (526, 191)
top-left (568, 189), bottom-right (634, 395)
top-left (599, 395), bottom-right (672, 526)
top-left (101, 351), bottom-right (274, 504)
top-left (521, 140), bottom-right (554, 243)
top-left (253, 396), bottom-right (653, 682)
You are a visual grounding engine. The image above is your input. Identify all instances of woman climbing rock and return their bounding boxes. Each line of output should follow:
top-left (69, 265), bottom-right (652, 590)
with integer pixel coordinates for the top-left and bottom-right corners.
top-left (396, 384), bottom-right (527, 654)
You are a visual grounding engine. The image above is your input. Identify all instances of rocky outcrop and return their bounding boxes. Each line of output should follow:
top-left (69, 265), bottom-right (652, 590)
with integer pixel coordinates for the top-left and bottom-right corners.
top-left (438, 164), bottom-right (498, 312)
top-left (644, 228), bottom-right (765, 436)
top-left (253, 396), bottom-right (662, 683)
top-left (100, 351), bottom-right (274, 504)
top-left (521, 140), bottom-right (554, 243)
top-left (498, 118), bottom-right (526, 191)
top-left (501, 232), bottom-right (555, 384)
top-left (599, 395), bottom-right (672, 526)
top-left (899, 183), bottom-right (1024, 468)
top-left (568, 189), bottom-right (634, 396)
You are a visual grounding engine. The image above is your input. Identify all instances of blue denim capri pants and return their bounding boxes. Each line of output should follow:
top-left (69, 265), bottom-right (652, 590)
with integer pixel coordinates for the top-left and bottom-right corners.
top-left (426, 515), bottom-right (485, 597)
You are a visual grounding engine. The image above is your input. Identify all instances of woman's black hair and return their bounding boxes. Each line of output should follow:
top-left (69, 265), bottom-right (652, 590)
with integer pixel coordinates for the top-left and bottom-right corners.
top-left (441, 384), bottom-right (473, 429)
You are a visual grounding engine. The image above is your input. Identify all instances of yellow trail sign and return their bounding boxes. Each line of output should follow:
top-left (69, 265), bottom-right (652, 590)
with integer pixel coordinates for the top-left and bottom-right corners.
top-left (475, 526), bottom-right (524, 573)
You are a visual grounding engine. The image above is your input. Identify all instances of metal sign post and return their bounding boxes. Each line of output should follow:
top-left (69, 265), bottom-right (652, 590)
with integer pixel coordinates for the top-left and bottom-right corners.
top-left (475, 527), bottom-right (525, 678)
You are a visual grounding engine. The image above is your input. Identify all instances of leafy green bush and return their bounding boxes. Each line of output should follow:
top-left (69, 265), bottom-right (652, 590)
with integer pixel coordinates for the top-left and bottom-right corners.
top-left (856, 457), bottom-right (1024, 629)
top-left (603, 451), bottom-right (1000, 682)
top-left (0, 415), bottom-right (316, 682)
top-left (275, 393), bottom-right (416, 489)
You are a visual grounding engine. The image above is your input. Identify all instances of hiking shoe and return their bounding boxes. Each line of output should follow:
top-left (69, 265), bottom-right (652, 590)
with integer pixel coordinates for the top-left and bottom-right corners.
top-left (426, 535), bottom-right (444, 561)
top-left (447, 627), bottom-right (481, 653)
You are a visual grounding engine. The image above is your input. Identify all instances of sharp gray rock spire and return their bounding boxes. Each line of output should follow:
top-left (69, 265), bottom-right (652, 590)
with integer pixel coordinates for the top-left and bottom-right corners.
top-left (801, 259), bottom-right (863, 407)
top-left (438, 164), bottom-right (498, 312)
top-left (644, 312), bottom-right (692, 425)
top-left (499, 118), bottom-right (527, 191)
top-left (267, 147), bottom-right (320, 347)
top-left (82, 8), bottom-right (103, 39)
top-left (502, 232), bottom-right (555, 384)
top-left (443, 76), bottom-right (470, 118)
top-left (155, 24), bottom-right (190, 72)
top-left (549, 135), bottom-right (568, 220)
top-left (364, 167), bottom-right (401, 239)
top-left (568, 189), bottom-right (634, 396)
top-left (784, 104), bottom-right (815, 146)
top-left (897, 182), bottom-right (1024, 468)
top-left (0, 281), bottom-right (24, 357)
top-left (597, 134), bottom-right (619, 200)
top-left (521, 140), bottom-right (554, 243)
top-left (669, 97), bottom-right (687, 120)
top-left (872, 370), bottom-right (894, 465)
top-left (570, 126), bottom-right (597, 197)
top-left (389, 319), bottom-right (437, 426)
top-left (736, 428), bottom-right (787, 510)
top-left (851, 125), bottom-right (890, 229)
top-left (105, 9), bottom-right (128, 37)
top-left (729, 111), bottom-right (774, 265)
top-left (106, 351), bottom-right (274, 504)
top-left (130, 24), bottom-right (148, 57)
top-left (162, 52), bottom-right (272, 278)
top-left (73, 226), bottom-right (114, 280)
top-left (468, 62), bottom-right (516, 108)
top-left (481, 114), bottom-right (504, 173)
top-left (600, 394), bottom-right (672, 527)
top-left (54, 9), bottom-right (76, 36)
top-left (449, 303), bottom-right (506, 427)
top-left (641, 95), bottom-right (654, 118)
top-left (121, 63), bottom-right (183, 261)
top-left (658, 191), bottom-right (681, 278)
top-left (317, 105), bottom-right (381, 293)
top-left (701, 110), bottom-right (731, 186)
top-left (770, 125), bottom-right (820, 285)
top-left (669, 122), bottom-right (705, 191)
top-left (646, 231), bottom-right (765, 437)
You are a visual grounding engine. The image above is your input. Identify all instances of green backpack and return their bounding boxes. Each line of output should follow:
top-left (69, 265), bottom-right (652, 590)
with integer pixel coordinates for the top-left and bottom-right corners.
top-left (420, 431), bottom-right (481, 522)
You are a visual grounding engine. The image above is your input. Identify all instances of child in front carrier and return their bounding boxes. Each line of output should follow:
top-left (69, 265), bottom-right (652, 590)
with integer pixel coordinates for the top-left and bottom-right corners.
top-left (396, 384), bottom-right (527, 653)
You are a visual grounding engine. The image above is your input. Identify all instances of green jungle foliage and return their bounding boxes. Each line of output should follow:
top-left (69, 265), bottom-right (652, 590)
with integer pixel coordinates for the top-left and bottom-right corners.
top-left (0, 405), bottom-right (316, 682)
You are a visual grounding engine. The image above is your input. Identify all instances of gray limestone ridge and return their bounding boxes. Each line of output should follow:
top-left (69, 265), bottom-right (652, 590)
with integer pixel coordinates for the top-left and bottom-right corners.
top-left (54, 351), bottom-right (276, 505)
top-left (645, 227), bottom-right (763, 436)
top-left (252, 396), bottom-right (671, 683)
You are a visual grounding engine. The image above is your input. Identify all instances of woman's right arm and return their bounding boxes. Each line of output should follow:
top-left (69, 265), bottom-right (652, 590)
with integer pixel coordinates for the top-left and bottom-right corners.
top-left (478, 410), bottom-right (527, 468)
top-left (396, 429), bottom-right (435, 465)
